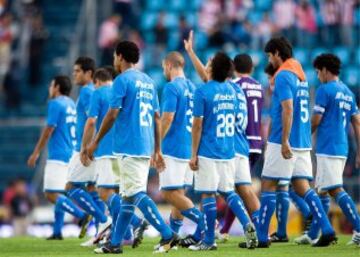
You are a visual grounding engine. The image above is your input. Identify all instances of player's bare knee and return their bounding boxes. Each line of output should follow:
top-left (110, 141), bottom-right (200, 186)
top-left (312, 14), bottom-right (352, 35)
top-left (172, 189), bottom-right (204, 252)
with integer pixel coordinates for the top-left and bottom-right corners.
top-left (261, 179), bottom-right (277, 191)
top-left (98, 188), bottom-right (113, 202)
top-left (45, 192), bottom-right (59, 203)
top-left (292, 178), bottom-right (310, 196)
top-left (328, 187), bottom-right (343, 198)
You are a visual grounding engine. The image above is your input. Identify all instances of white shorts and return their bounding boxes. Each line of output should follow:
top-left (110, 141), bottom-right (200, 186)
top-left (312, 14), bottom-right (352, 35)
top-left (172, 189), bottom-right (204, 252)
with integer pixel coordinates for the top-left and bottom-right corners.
top-left (67, 152), bottom-right (96, 185)
top-left (95, 158), bottom-right (119, 189)
top-left (194, 157), bottom-right (235, 193)
top-left (261, 143), bottom-right (313, 182)
top-left (43, 161), bottom-right (68, 193)
top-left (159, 156), bottom-right (193, 190)
top-left (315, 155), bottom-right (346, 192)
top-left (234, 155), bottom-right (252, 186)
top-left (117, 156), bottom-right (150, 197)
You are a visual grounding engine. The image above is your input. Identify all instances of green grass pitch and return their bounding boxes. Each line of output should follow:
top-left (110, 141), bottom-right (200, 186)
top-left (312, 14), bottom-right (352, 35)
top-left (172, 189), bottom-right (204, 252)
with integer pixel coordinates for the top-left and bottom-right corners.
top-left (1, 235), bottom-right (359, 257)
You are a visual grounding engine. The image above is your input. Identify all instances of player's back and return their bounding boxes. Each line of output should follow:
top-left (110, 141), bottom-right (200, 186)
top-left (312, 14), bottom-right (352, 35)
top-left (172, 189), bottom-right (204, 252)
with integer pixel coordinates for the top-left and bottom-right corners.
top-left (75, 83), bottom-right (95, 152)
top-left (269, 70), bottom-right (311, 150)
top-left (194, 80), bottom-right (237, 160)
top-left (161, 77), bottom-right (195, 160)
top-left (90, 85), bottom-right (114, 158)
top-left (48, 96), bottom-right (76, 163)
top-left (316, 80), bottom-right (358, 156)
top-left (235, 76), bottom-right (263, 153)
top-left (111, 69), bottom-right (159, 157)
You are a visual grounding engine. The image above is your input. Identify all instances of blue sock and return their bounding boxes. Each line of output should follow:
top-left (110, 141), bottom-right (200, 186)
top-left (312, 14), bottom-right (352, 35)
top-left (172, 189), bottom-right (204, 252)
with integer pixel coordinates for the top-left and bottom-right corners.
top-left (90, 191), bottom-right (106, 215)
top-left (257, 192), bottom-right (276, 243)
top-left (131, 214), bottom-right (142, 229)
top-left (202, 197), bottom-right (217, 245)
top-left (111, 200), bottom-right (135, 246)
top-left (181, 207), bottom-right (204, 239)
top-left (169, 217), bottom-right (183, 233)
top-left (223, 192), bottom-right (250, 230)
top-left (53, 207), bottom-right (65, 236)
top-left (308, 195), bottom-right (330, 240)
top-left (276, 190), bottom-right (289, 238)
top-left (336, 191), bottom-right (360, 232)
top-left (134, 192), bottom-right (173, 240)
top-left (304, 189), bottom-right (334, 236)
top-left (251, 209), bottom-right (260, 230)
top-left (289, 189), bottom-right (311, 219)
top-left (68, 188), bottom-right (107, 223)
top-left (124, 225), bottom-right (133, 241)
top-left (55, 194), bottom-right (85, 219)
top-left (107, 193), bottom-right (121, 221)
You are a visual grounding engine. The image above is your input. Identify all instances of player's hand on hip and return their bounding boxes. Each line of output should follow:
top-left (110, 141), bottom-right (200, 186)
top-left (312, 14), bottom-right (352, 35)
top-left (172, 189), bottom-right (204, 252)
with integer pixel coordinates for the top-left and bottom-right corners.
top-left (184, 30), bottom-right (194, 53)
top-left (189, 155), bottom-right (199, 171)
top-left (281, 141), bottom-right (293, 159)
top-left (87, 142), bottom-right (97, 161)
top-left (27, 152), bottom-right (39, 168)
top-left (80, 148), bottom-right (91, 167)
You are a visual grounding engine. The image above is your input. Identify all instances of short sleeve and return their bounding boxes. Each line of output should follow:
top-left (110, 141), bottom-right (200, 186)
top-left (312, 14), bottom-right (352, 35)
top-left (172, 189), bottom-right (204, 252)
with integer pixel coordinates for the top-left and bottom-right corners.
top-left (153, 91), bottom-right (160, 113)
top-left (161, 83), bottom-right (178, 113)
top-left (274, 72), bottom-right (293, 102)
top-left (313, 86), bottom-right (328, 114)
top-left (110, 76), bottom-right (127, 109)
top-left (47, 101), bottom-right (60, 127)
top-left (88, 90), bottom-right (101, 119)
top-left (193, 87), bottom-right (205, 117)
top-left (350, 92), bottom-right (360, 116)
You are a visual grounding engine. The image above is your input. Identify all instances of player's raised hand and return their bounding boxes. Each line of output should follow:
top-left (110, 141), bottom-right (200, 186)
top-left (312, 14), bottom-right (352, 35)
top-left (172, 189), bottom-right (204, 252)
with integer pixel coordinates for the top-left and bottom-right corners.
top-left (189, 155), bottom-right (199, 171)
top-left (184, 30), bottom-right (194, 53)
top-left (281, 140), bottom-right (293, 159)
top-left (27, 152), bottom-right (39, 168)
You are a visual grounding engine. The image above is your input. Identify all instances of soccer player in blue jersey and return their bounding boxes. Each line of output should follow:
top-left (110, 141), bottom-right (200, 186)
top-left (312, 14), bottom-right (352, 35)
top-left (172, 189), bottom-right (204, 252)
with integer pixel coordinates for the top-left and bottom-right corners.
top-left (255, 37), bottom-right (337, 248)
top-left (159, 52), bottom-right (204, 247)
top-left (296, 53), bottom-right (360, 246)
top-left (80, 68), bottom-right (147, 247)
top-left (27, 76), bottom-right (88, 240)
top-left (86, 41), bottom-right (178, 254)
top-left (66, 57), bottom-right (111, 239)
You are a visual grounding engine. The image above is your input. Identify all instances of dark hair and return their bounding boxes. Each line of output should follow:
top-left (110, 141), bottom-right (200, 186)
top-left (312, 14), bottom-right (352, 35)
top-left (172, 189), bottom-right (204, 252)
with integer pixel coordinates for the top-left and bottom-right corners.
top-left (93, 68), bottom-right (112, 82)
top-left (102, 65), bottom-right (118, 79)
top-left (264, 37), bottom-right (293, 61)
top-left (233, 54), bottom-right (253, 74)
top-left (54, 75), bottom-right (72, 96)
top-left (313, 53), bottom-right (341, 75)
top-left (74, 56), bottom-right (96, 75)
top-left (115, 41), bottom-right (140, 64)
top-left (211, 52), bottom-right (234, 82)
top-left (264, 63), bottom-right (277, 76)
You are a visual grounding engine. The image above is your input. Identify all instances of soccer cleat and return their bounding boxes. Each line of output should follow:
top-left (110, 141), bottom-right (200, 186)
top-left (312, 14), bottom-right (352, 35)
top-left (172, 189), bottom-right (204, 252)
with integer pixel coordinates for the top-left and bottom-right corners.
top-left (78, 214), bottom-right (92, 239)
top-left (132, 219), bottom-right (149, 248)
top-left (294, 234), bottom-right (313, 245)
top-left (80, 237), bottom-right (96, 247)
top-left (312, 234), bottom-right (337, 247)
top-left (215, 231), bottom-right (230, 243)
top-left (179, 235), bottom-right (200, 248)
top-left (93, 217), bottom-right (112, 244)
top-left (94, 241), bottom-right (123, 254)
top-left (244, 223), bottom-right (258, 249)
top-left (239, 240), bottom-right (270, 249)
top-left (153, 233), bottom-right (179, 253)
top-left (347, 231), bottom-right (360, 247)
top-left (270, 232), bottom-right (289, 243)
top-left (46, 234), bottom-right (63, 240)
top-left (189, 241), bottom-right (217, 251)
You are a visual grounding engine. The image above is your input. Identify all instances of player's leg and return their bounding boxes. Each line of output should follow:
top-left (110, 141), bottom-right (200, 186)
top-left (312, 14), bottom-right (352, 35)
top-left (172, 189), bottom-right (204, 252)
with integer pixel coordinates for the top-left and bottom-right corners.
top-left (291, 152), bottom-right (336, 247)
top-left (169, 207), bottom-right (184, 234)
top-left (271, 183), bottom-right (290, 242)
top-left (218, 160), bottom-right (257, 249)
top-left (289, 187), bottom-right (312, 232)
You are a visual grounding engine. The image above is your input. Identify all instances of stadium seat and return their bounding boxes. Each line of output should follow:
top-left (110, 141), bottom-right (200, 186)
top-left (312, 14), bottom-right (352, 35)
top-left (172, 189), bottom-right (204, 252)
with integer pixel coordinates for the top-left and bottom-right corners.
top-left (146, 0), bottom-right (164, 11)
top-left (310, 47), bottom-right (328, 63)
top-left (355, 48), bottom-right (360, 66)
top-left (254, 0), bottom-right (273, 11)
top-left (169, 0), bottom-right (186, 11)
top-left (342, 66), bottom-right (360, 87)
top-left (140, 11), bottom-right (158, 30)
top-left (167, 31), bottom-right (180, 50)
top-left (247, 11), bottom-right (263, 25)
top-left (248, 50), bottom-right (265, 67)
top-left (304, 67), bottom-right (318, 87)
top-left (294, 48), bottom-right (309, 65)
top-left (333, 47), bottom-right (350, 65)
top-left (164, 12), bottom-right (179, 29)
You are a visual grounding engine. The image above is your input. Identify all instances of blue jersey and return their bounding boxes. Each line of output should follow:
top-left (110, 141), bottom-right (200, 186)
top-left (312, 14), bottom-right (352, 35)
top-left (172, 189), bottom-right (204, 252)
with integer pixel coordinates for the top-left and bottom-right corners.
top-left (110, 69), bottom-right (159, 157)
top-left (88, 85), bottom-right (114, 159)
top-left (314, 80), bottom-right (359, 157)
top-left (47, 96), bottom-right (76, 163)
top-left (75, 83), bottom-right (95, 152)
top-left (230, 82), bottom-right (249, 157)
top-left (161, 77), bottom-right (195, 160)
top-left (193, 80), bottom-right (237, 160)
top-left (268, 71), bottom-right (311, 149)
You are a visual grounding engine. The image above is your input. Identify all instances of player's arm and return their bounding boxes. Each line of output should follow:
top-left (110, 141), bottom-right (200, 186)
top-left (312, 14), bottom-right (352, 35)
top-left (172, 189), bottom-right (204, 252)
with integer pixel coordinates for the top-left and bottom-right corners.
top-left (190, 117), bottom-right (202, 171)
top-left (311, 113), bottom-right (323, 134)
top-left (87, 108), bottom-right (119, 159)
top-left (184, 30), bottom-right (209, 82)
top-left (352, 113), bottom-right (360, 168)
top-left (27, 126), bottom-right (54, 168)
top-left (80, 117), bottom-right (96, 166)
top-left (154, 111), bottom-right (165, 171)
top-left (160, 112), bottom-right (175, 140)
top-left (281, 99), bottom-right (293, 159)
